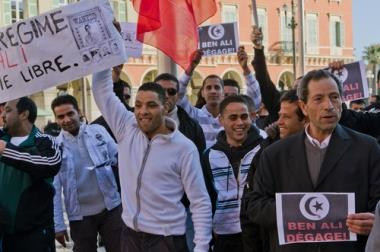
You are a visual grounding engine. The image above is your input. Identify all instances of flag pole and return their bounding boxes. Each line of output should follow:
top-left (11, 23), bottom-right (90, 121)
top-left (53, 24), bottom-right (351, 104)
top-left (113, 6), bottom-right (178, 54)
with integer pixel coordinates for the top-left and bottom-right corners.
top-left (158, 51), bottom-right (177, 76)
top-left (298, 0), bottom-right (305, 76)
top-left (251, 0), bottom-right (259, 26)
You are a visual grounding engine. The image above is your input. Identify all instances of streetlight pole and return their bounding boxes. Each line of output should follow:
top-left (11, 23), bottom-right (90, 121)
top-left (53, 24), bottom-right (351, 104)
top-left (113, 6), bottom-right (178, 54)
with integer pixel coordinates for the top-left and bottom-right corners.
top-left (283, 1), bottom-right (298, 80)
top-left (298, 0), bottom-right (305, 76)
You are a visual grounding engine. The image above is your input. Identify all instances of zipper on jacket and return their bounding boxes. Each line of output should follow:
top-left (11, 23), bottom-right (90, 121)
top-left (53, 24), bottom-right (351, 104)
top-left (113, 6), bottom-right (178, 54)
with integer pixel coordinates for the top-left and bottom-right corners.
top-left (133, 141), bottom-right (152, 231)
top-left (236, 161), bottom-right (241, 199)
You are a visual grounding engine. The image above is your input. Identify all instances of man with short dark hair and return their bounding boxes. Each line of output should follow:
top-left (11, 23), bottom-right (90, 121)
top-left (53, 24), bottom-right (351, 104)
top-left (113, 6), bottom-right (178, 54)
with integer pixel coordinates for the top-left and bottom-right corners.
top-left (92, 69), bottom-right (212, 252)
top-left (0, 97), bottom-right (61, 252)
top-left (178, 49), bottom-right (262, 148)
top-left (154, 73), bottom-right (206, 154)
top-left (223, 79), bottom-right (240, 97)
top-left (51, 94), bottom-right (122, 252)
top-left (247, 70), bottom-right (380, 252)
top-left (202, 95), bottom-right (262, 252)
top-left (277, 89), bottom-right (306, 139)
top-left (349, 99), bottom-right (366, 111)
top-left (369, 95), bottom-right (380, 106)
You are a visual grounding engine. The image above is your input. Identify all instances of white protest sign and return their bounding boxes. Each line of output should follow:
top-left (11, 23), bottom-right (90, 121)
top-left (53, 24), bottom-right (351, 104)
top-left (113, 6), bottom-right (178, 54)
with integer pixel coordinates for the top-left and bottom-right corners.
top-left (198, 22), bottom-right (239, 57)
top-left (276, 192), bottom-right (356, 245)
top-left (0, 0), bottom-right (127, 103)
top-left (120, 22), bottom-right (143, 58)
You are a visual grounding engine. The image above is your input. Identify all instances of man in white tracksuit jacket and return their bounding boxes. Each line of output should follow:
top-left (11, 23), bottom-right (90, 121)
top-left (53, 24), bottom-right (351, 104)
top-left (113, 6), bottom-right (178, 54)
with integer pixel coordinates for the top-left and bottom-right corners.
top-left (92, 69), bottom-right (212, 252)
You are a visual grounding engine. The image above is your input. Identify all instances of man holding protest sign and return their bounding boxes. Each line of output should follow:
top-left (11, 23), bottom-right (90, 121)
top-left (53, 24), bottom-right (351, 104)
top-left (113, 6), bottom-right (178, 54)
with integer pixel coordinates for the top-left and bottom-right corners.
top-left (92, 69), bottom-right (212, 252)
top-left (178, 48), bottom-right (262, 148)
top-left (246, 69), bottom-right (380, 251)
top-left (250, 25), bottom-right (380, 140)
top-left (0, 97), bottom-right (61, 252)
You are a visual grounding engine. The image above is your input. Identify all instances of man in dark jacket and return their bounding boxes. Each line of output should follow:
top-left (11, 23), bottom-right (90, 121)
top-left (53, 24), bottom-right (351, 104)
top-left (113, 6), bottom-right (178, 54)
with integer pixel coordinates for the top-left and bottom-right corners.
top-left (0, 97), bottom-right (62, 252)
top-left (154, 73), bottom-right (206, 155)
top-left (251, 25), bottom-right (380, 139)
top-left (247, 70), bottom-right (380, 252)
top-left (202, 95), bottom-right (262, 252)
top-left (240, 89), bottom-right (306, 252)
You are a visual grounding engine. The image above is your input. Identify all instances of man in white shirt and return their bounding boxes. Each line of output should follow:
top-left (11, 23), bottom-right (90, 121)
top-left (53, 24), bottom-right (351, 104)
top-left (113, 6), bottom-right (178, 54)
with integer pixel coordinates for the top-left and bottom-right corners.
top-left (92, 69), bottom-right (212, 252)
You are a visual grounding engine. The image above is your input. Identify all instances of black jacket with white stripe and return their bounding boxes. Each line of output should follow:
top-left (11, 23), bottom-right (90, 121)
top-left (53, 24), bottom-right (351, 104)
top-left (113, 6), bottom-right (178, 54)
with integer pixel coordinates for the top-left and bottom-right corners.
top-left (0, 126), bottom-right (61, 234)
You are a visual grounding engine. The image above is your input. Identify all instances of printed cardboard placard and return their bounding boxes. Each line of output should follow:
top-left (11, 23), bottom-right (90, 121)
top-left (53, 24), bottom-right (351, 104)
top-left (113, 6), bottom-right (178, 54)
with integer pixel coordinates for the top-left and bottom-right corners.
top-left (276, 192), bottom-right (356, 245)
top-left (198, 22), bottom-right (239, 57)
top-left (120, 22), bottom-right (143, 58)
top-left (0, 0), bottom-right (127, 103)
top-left (329, 60), bottom-right (369, 101)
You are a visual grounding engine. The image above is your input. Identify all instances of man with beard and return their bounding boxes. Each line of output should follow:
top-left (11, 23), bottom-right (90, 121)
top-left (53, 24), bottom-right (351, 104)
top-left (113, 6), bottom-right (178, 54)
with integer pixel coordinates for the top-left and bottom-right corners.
top-left (52, 95), bottom-right (122, 252)
top-left (0, 97), bottom-right (61, 252)
top-left (92, 69), bottom-right (212, 252)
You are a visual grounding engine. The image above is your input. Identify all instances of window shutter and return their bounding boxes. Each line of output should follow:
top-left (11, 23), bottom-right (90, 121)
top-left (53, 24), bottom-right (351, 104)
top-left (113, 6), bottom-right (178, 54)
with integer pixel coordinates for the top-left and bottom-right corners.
top-left (3, 0), bottom-right (12, 25)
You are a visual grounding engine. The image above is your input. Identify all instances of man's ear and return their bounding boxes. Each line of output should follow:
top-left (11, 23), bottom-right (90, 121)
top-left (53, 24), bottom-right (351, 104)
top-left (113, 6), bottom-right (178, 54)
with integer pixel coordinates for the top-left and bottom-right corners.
top-left (218, 113), bottom-right (224, 125)
top-left (163, 100), bottom-right (170, 114)
top-left (201, 88), bottom-right (206, 99)
top-left (298, 100), bottom-right (308, 117)
top-left (19, 110), bottom-right (29, 121)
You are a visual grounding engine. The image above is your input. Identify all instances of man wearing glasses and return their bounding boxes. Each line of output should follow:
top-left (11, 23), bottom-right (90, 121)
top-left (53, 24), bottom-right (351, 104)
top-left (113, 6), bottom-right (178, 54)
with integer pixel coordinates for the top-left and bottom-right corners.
top-left (154, 73), bottom-right (206, 155)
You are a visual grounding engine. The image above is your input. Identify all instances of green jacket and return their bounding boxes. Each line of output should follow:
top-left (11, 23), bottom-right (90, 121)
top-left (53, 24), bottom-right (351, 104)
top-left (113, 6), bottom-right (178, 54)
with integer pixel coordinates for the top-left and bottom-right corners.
top-left (0, 126), bottom-right (61, 234)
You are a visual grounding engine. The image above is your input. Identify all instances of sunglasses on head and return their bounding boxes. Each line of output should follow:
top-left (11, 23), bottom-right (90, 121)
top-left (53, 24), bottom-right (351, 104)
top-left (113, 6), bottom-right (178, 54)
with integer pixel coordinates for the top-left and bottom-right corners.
top-left (165, 88), bottom-right (177, 96)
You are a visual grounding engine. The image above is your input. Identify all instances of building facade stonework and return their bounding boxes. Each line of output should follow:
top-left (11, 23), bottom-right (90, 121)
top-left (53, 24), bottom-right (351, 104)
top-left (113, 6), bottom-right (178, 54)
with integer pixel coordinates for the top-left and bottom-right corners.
top-left (0, 0), bottom-right (354, 128)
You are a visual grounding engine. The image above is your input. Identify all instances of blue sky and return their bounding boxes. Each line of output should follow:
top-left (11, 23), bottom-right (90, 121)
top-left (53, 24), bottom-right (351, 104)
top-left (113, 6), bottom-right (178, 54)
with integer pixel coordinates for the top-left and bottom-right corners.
top-left (352, 0), bottom-right (379, 60)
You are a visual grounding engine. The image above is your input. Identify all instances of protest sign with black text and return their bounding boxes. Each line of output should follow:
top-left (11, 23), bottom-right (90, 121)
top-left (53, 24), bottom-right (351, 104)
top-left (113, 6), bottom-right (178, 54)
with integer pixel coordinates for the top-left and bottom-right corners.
top-left (329, 60), bottom-right (369, 101)
top-left (0, 0), bottom-right (127, 103)
top-left (120, 22), bottom-right (143, 58)
top-left (198, 22), bottom-right (239, 57)
top-left (276, 192), bottom-right (356, 245)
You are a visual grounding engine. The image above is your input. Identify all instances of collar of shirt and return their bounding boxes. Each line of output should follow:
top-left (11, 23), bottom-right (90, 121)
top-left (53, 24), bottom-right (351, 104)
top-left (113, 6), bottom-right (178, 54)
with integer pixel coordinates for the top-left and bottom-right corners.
top-left (201, 105), bottom-right (220, 120)
top-left (304, 124), bottom-right (331, 149)
top-left (62, 123), bottom-right (85, 141)
top-left (167, 105), bottom-right (178, 117)
top-left (167, 105), bottom-right (180, 128)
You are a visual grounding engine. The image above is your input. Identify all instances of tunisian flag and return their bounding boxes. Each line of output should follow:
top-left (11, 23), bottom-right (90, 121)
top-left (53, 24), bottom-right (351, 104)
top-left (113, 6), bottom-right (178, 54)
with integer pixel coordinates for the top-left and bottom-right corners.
top-left (132, 0), bottom-right (217, 70)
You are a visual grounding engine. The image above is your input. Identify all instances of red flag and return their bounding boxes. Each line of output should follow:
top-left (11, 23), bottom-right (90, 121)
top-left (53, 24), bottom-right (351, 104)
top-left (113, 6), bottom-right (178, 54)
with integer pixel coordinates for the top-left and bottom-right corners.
top-left (132, 0), bottom-right (217, 70)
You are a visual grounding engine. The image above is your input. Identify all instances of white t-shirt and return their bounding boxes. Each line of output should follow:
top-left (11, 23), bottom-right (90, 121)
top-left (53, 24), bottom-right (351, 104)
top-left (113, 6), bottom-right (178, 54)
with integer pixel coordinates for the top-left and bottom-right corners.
top-left (10, 136), bottom-right (28, 146)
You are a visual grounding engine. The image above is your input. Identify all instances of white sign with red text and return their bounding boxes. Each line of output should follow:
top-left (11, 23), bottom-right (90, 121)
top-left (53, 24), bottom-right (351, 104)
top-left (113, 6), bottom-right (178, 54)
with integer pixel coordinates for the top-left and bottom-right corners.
top-left (0, 0), bottom-right (127, 103)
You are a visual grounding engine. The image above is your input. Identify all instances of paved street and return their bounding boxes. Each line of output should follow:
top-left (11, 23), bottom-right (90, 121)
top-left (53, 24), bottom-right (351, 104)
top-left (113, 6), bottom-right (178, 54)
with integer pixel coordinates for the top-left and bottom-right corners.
top-left (56, 243), bottom-right (105, 252)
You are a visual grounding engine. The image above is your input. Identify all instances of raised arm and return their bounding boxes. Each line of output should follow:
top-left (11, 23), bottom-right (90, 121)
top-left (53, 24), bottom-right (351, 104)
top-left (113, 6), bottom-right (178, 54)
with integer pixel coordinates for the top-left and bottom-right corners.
top-left (250, 26), bottom-right (281, 122)
top-left (92, 69), bottom-right (135, 142)
top-left (177, 50), bottom-right (206, 120)
top-left (340, 105), bottom-right (380, 138)
top-left (237, 46), bottom-right (262, 110)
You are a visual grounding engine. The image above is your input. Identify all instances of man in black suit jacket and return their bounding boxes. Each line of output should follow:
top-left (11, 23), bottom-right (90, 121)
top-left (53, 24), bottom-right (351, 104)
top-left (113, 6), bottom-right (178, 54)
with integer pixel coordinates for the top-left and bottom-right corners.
top-left (247, 69), bottom-right (380, 252)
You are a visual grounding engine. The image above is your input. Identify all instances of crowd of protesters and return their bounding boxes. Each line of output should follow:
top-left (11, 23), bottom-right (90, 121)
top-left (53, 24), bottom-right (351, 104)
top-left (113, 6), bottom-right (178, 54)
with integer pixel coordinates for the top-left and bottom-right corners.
top-left (1, 22), bottom-right (380, 252)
